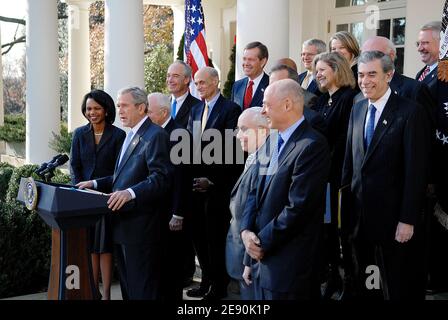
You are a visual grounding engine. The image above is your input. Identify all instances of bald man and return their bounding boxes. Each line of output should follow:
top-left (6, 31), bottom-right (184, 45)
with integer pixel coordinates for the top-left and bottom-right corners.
top-left (240, 79), bottom-right (330, 300)
top-left (187, 66), bottom-right (243, 300)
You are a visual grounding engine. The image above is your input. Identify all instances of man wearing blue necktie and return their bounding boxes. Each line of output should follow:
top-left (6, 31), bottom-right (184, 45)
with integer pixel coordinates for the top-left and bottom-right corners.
top-left (240, 79), bottom-right (331, 300)
top-left (342, 51), bottom-right (429, 300)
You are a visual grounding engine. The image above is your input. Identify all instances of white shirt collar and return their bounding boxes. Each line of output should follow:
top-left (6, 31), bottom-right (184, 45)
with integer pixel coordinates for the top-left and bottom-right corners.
top-left (247, 72), bottom-right (265, 98)
top-left (129, 115), bottom-right (148, 134)
top-left (161, 117), bottom-right (171, 129)
top-left (172, 91), bottom-right (189, 107)
top-left (367, 88), bottom-right (392, 129)
top-left (428, 62), bottom-right (438, 74)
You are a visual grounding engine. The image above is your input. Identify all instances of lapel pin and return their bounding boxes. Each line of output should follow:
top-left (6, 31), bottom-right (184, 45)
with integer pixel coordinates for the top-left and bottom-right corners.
top-left (394, 91), bottom-right (398, 94)
top-left (383, 120), bottom-right (388, 125)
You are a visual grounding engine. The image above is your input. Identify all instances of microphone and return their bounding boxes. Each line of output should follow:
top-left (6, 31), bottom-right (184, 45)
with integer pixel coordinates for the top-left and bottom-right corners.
top-left (40, 154), bottom-right (69, 175)
top-left (35, 154), bottom-right (62, 175)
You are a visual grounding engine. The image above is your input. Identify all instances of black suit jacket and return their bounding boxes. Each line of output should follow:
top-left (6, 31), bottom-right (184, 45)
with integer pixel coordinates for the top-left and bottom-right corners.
top-left (231, 73), bottom-right (270, 109)
top-left (241, 121), bottom-right (331, 296)
top-left (70, 123), bottom-right (126, 184)
top-left (96, 117), bottom-right (172, 245)
top-left (187, 94), bottom-right (243, 197)
top-left (173, 93), bottom-right (201, 129)
top-left (299, 71), bottom-right (322, 96)
top-left (164, 118), bottom-right (191, 218)
top-left (342, 93), bottom-right (429, 245)
top-left (416, 65), bottom-right (438, 101)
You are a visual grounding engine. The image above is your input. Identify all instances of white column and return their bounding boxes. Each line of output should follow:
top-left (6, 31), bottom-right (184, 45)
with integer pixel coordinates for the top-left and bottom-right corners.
top-left (235, 0), bottom-right (289, 80)
top-left (26, 0), bottom-right (60, 164)
top-left (104, 0), bottom-right (144, 117)
top-left (66, 0), bottom-right (91, 132)
top-left (172, 4), bottom-right (185, 61)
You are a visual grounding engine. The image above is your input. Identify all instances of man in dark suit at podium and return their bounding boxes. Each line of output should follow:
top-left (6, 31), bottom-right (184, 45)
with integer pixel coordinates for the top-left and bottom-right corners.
top-left (231, 41), bottom-right (270, 109)
top-left (77, 87), bottom-right (172, 300)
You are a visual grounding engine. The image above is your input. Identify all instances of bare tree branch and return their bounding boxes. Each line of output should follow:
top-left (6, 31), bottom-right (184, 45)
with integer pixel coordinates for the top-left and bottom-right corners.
top-left (0, 16), bottom-right (25, 25)
top-left (1, 36), bottom-right (26, 55)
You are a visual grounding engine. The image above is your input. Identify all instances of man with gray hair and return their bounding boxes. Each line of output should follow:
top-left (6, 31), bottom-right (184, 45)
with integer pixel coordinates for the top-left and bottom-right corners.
top-left (358, 36), bottom-right (434, 118)
top-left (166, 60), bottom-right (201, 128)
top-left (299, 38), bottom-right (327, 96)
top-left (226, 107), bottom-right (270, 300)
top-left (241, 79), bottom-right (330, 299)
top-left (416, 21), bottom-right (441, 99)
top-left (77, 86), bottom-right (172, 299)
top-left (147, 91), bottom-right (194, 301)
top-left (342, 51), bottom-right (429, 299)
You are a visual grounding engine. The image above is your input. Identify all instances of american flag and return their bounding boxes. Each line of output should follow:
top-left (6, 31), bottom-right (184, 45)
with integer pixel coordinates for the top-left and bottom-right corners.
top-left (184, 0), bottom-right (209, 97)
top-left (437, 0), bottom-right (448, 146)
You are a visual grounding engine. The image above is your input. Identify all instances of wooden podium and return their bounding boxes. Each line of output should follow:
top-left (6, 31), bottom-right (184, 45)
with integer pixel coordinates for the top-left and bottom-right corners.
top-left (17, 178), bottom-right (111, 300)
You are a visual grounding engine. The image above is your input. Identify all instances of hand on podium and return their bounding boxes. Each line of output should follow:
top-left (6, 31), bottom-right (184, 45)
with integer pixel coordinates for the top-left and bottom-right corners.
top-left (76, 180), bottom-right (94, 189)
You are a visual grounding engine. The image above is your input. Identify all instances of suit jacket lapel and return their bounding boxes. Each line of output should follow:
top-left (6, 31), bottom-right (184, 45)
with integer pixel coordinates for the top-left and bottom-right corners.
top-left (251, 73), bottom-right (268, 107)
top-left (236, 78), bottom-right (248, 107)
top-left (204, 95), bottom-right (223, 131)
top-left (96, 124), bottom-right (113, 153)
top-left (114, 118), bottom-right (151, 182)
top-left (175, 94), bottom-right (192, 122)
top-left (258, 121), bottom-right (307, 204)
top-left (82, 126), bottom-right (95, 155)
top-left (355, 101), bottom-right (368, 159)
top-left (363, 94), bottom-right (397, 165)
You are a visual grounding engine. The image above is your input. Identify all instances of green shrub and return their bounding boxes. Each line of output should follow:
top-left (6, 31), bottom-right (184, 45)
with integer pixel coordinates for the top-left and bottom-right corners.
top-left (51, 169), bottom-right (71, 185)
top-left (223, 44), bottom-right (236, 99)
top-left (0, 164), bottom-right (70, 298)
top-left (0, 114), bottom-right (26, 143)
top-left (49, 123), bottom-right (73, 154)
top-left (0, 167), bottom-right (14, 202)
top-left (0, 201), bottom-right (51, 298)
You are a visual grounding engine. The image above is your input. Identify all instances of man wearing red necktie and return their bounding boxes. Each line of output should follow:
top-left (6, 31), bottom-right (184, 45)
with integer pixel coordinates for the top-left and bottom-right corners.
top-left (231, 42), bottom-right (270, 110)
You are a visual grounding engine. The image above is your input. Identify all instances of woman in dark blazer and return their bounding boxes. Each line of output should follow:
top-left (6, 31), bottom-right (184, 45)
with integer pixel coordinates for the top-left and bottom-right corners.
top-left (70, 89), bottom-right (126, 300)
top-left (312, 52), bottom-right (358, 299)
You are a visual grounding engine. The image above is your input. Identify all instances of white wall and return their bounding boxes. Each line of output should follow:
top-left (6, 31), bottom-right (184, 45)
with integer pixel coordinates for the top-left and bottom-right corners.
top-left (404, 0), bottom-right (445, 77)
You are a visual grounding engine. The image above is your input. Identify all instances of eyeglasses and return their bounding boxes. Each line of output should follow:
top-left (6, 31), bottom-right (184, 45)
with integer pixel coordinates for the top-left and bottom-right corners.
top-left (416, 41), bottom-right (431, 47)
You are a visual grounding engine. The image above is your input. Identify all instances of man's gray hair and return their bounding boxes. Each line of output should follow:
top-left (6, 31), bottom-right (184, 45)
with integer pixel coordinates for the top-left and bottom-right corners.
top-left (241, 107), bottom-right (269, 128)
top-left (201, 66), bottom-right (220, 80)
top-left (117, 86), bottom-right (148, 109)
top-left (358, 51), bottom-right (395, 73)
top-left (171, 60), bottom-right (192, 79)
top-left (303, 38), bottom-right (327, 54)
top-left (148, 92), bottom-right (171, 112)
top-left (421, 21), bottom-right (442, 40)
